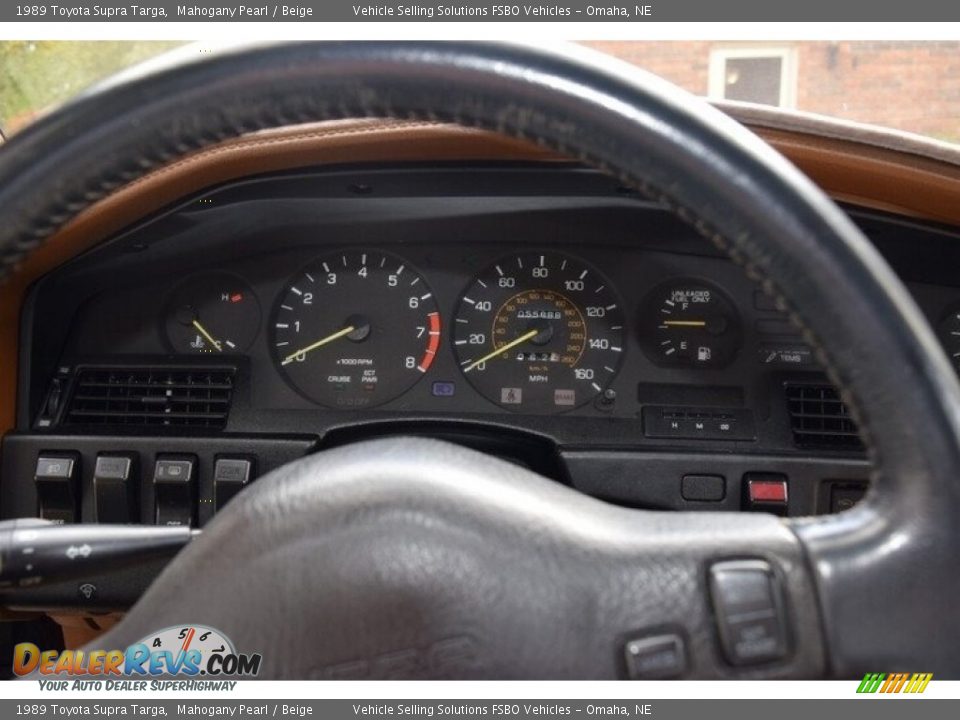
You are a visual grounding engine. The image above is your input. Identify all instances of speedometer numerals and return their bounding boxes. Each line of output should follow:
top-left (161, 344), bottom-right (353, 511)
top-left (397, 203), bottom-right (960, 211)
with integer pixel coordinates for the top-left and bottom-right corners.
top-left (453, 252), bottom-right (624, 413)
top-left (272, 251), bottom-right (441, 408)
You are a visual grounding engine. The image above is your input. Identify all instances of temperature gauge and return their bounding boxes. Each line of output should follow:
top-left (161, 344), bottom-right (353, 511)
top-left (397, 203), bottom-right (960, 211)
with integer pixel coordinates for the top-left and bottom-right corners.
top-left (641, 279), bottom-right (741, 368)
top-left (164, 273), bottom-right (261, 354)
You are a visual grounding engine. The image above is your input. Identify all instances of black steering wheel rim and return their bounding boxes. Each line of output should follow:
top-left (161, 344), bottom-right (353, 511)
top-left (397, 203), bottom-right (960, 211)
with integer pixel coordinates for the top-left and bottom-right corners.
top-left (2, 41), bottom-right (959, 677)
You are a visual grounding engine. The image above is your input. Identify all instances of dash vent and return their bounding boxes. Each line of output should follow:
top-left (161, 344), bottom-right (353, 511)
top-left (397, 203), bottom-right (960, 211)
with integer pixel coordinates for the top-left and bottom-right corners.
top-left (65, 367), bottom-right (235, 430)
top-left (785, 383), bottom-right (863, 451)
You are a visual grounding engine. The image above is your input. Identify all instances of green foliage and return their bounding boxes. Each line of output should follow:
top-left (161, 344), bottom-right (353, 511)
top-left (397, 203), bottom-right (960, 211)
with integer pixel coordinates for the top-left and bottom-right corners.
top-left (0, 41), bottom-right (183, 134)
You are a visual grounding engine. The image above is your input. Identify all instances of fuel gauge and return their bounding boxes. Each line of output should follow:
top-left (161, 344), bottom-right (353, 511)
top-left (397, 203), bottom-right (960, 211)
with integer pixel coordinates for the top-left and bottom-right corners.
top-left (164, 273), bottom-right (261, 354)
top-left (641, 279), bottom-right (741, 368)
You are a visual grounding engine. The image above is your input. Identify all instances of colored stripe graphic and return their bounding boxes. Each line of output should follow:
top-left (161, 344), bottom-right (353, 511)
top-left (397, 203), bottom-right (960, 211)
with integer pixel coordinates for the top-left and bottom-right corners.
top-left (858, 672), bottom-right (931, 694)
top-left (890, 673), bottom-right (909, 693)
top-left (907, 673), bottom-right (933, 693)
top-left (857, 672), bottom-right (885, 693)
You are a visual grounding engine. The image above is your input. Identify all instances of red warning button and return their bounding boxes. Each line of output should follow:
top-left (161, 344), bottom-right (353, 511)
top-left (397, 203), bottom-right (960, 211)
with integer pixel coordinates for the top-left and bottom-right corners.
top-left (747, 476), bottom-right (788, 504)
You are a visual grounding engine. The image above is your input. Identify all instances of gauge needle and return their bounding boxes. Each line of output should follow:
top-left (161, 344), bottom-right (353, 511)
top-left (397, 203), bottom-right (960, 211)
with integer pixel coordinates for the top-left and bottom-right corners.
top-left (464, 328), bottom-right (540, 373)
top-left (191, 319), bottom-right (222, 352)
top-left (281, 325), bottom-right (356, 366)
top-left (662, 320), bottom-right (707, 328)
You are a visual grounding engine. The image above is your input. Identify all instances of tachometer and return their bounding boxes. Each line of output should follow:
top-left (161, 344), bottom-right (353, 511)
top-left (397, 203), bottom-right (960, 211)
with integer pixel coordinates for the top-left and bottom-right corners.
top-left (453, 252), bottom-right (624, 413)
top-left (272, 251), bottom-right (440, 408)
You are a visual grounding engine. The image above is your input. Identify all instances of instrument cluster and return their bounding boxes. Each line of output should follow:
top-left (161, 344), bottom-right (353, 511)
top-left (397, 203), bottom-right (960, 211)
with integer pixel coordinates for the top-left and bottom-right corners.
top-left (159, 247), bottom-right (747, 416)
top-left (30, 162), bottom-right (960, 440)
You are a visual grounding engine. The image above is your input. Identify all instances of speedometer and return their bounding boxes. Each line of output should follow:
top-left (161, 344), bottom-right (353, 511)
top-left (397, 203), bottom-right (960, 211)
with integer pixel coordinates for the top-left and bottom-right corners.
top-left (272, 250), bottom-right (441, 408)
top-left (453, 252), bottom-right (624, 413)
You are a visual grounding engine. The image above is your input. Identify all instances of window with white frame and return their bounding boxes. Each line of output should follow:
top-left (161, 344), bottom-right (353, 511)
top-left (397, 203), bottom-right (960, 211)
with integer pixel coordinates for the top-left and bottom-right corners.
top-left (708, 47), bottom-right (797, 108)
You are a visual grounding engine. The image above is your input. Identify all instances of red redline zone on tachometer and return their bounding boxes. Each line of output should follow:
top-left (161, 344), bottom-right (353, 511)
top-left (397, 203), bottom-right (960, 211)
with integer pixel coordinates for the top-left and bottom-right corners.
top-left (419, 311), bottom-right (442, 373)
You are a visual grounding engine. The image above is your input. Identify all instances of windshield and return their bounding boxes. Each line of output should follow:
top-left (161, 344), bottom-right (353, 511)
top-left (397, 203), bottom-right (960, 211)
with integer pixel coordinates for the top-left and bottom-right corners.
top-left (1, 40), bottom-right (958, 145)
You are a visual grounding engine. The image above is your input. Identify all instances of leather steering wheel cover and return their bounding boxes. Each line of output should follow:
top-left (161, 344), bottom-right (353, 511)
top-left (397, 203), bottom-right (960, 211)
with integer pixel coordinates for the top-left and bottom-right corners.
top-left (1, 42), bottom-right (958, 675)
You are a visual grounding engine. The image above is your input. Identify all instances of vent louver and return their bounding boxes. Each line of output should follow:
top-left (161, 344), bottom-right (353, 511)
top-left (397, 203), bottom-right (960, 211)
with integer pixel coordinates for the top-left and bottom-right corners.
top-left (785, 383), bottom-right (863, 450)
top-left (65, 367), bottom-right (235, 429)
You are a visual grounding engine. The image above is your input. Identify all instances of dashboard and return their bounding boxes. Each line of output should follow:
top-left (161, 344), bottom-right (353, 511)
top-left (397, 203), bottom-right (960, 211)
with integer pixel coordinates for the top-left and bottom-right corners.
top-left (5, 161), bottom-right (960, 608)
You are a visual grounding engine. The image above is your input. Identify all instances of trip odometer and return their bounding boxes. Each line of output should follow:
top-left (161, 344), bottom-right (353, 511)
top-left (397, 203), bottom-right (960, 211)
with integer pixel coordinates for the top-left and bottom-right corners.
top-left (272, 251), bottom-right (441, 408)
top-left (453, 252), bottom-right (624, 413)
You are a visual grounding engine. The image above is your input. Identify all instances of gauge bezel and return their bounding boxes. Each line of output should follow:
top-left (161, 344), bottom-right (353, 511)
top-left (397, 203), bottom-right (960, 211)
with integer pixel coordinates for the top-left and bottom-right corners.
top-left (269, 249), bottom-right (441, 409)
top-left (639, 277), bottom-right (743, 369)
top-left (451, 250), bottom-right (626, 414)
top-left (161, 271), bottom-right (262, 356)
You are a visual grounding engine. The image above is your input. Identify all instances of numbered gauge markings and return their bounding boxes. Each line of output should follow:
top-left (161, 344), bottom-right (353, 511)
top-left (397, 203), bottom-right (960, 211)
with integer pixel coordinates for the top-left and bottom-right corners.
top-left (453, 252), bottom-right (625, 413)
top-left (272, 251), bottom-right (441, 408)
top-left (139, 625), bottom-right (235, 658)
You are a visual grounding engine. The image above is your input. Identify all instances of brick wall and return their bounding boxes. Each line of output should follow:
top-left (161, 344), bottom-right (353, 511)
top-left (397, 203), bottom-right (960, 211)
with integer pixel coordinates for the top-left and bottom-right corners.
top-left (583, 41), bottom-right (960, 142)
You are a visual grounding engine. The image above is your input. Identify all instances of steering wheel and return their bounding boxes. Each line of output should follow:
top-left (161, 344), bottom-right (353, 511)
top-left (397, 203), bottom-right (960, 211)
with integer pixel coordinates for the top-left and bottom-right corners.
top-left (2, 42), bottom-right (958, 679)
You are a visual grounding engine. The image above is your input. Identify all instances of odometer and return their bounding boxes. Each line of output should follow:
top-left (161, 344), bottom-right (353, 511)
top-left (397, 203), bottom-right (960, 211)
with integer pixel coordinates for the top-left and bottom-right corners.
top-left (272, 251), bottom-right (440, 408)
top-left (453, 252), bottom-right (624, 413)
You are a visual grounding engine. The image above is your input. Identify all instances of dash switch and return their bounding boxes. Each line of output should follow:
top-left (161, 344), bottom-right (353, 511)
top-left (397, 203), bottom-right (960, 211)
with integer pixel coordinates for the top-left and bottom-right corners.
top-left (34, 454), bottom-right (80, 524)
top-left (214, 457), bottom-right (254, 512)
top-left (745, 473), bottom-right (789, 515)
top-left (153, 455), bottom-right (196, 527)
top-left (93, 454), bottom-right (137, 524)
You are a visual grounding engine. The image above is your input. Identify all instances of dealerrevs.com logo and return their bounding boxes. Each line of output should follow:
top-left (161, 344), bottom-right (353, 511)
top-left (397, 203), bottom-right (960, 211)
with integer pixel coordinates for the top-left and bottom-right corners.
top-left (14, 625), bottom-right (261, 690)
